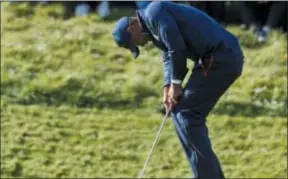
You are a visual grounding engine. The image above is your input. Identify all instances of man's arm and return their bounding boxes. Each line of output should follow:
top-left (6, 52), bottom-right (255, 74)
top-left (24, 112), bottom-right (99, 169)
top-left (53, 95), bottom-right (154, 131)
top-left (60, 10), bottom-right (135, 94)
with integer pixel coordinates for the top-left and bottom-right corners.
top-left (162, 51), bottom-right (172, 87)
top-left (150, 10), bottom-right (188, 84)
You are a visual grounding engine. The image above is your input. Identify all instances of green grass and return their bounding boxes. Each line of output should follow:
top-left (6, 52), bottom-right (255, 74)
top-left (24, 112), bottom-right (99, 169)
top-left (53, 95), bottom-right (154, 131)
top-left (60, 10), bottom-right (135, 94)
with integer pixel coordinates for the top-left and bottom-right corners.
top-left (1, 2), bottom-right (287, 178)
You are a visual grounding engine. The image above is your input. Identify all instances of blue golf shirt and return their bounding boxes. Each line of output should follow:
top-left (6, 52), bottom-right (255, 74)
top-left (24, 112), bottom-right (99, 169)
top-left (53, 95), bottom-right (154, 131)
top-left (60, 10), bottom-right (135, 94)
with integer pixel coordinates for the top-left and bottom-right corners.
top-left (136, 2), bottom-right (243, 86)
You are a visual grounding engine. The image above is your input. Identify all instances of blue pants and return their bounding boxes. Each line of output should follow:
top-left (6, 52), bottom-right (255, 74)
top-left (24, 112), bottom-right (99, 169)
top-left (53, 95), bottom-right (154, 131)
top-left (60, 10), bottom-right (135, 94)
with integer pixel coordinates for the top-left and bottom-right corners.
top-left (171, 48), bottom-right (244, 179)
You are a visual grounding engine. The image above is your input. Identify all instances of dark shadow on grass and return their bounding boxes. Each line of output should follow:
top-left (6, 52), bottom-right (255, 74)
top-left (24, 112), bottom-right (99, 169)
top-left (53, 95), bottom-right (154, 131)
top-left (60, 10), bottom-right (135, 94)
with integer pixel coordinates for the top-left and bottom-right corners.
top-left (212, 101), bottom-right (286, 118)
top-left (11, 88), bottom-right (158, 110)
top-left (156, 101), bottom-right (286, 118)
top-left (15, 97), bottom-right (145, 110)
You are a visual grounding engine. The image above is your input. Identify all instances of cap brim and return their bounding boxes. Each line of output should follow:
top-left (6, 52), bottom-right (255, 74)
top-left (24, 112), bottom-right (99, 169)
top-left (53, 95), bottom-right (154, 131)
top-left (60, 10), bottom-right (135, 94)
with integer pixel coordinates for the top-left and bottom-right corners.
top-left (129, 45), bottom-right (140, 59)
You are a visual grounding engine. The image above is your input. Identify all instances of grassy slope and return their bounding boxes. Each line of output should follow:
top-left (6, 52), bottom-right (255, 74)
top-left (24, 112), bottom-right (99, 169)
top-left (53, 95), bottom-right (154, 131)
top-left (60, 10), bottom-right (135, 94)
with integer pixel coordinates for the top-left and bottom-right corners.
top-left (1, 2), bottom-right (287, 178)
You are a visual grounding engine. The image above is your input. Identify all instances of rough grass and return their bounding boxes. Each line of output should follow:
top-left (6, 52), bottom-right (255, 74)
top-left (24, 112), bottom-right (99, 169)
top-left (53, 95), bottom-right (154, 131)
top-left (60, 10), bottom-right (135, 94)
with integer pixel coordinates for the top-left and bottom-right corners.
top-left (1, 2), bottom-right (287, 178)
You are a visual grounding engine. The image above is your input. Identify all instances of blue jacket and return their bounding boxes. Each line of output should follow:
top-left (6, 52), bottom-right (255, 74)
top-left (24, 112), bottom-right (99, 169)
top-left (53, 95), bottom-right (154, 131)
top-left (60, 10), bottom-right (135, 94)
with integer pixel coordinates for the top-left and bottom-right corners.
top-left (136, 2), bottom-right (243, 86)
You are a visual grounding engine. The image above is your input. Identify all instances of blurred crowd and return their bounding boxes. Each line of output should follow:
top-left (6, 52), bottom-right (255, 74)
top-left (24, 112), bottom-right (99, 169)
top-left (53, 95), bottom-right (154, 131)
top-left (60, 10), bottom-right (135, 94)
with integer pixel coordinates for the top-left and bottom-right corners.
top-left (27, 1), bottom-right (287, 43)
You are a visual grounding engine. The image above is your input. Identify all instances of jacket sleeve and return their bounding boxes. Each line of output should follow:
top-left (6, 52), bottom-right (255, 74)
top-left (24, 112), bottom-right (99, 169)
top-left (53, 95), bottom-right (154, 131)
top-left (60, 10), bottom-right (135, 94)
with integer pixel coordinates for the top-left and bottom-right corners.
top-left (150, 11), bottom-right (188, 84)
top-left (162, 51), bottom-right (172, 87)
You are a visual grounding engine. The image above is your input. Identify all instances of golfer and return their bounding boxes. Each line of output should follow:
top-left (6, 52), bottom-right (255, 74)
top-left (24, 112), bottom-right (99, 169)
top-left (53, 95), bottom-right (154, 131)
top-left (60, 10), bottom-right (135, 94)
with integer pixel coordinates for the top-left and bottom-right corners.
top-left (112, 2), bottom-right (244, 178)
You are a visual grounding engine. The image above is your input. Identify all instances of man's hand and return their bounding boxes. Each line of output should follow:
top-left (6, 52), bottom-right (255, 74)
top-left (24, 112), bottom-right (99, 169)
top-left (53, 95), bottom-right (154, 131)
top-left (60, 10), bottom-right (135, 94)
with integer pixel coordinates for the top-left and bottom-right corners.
top-left (163, 86), bottom-right (171, 114)
top-left (168, 83), bottom-right (183, 108)
top-left (163, 84), bottom-right (182, 114)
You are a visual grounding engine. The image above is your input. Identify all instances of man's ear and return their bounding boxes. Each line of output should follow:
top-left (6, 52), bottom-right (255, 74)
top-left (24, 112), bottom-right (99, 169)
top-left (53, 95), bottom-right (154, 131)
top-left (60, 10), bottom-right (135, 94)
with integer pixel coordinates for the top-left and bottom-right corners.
top-left (127, 18), bottom-right (138, 32)
top-left (127, 26), bottom-right (132, 32)
top-left (127, 24), bottom-right (135, 33)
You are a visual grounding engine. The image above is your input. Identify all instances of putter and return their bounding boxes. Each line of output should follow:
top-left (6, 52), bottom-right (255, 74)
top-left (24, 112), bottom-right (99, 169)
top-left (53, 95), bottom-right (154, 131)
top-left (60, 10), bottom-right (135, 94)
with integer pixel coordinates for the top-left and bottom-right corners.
top-left (137, 110), bottom-right (170, 179)
top-left (137, 98), bottom-right (203, 178)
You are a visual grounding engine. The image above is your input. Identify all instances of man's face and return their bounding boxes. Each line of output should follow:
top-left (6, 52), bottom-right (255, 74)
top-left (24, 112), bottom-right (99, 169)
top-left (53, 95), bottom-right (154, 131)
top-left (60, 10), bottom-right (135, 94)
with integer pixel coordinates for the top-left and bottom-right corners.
top-left (132, 33), bottom-right (150, 46)
top-left (127, 17), bottom-right (150, 47)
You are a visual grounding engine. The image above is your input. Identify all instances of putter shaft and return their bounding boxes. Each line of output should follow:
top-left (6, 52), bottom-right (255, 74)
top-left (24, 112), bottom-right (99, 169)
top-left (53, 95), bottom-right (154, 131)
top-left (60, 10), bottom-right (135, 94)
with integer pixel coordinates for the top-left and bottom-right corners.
top-left (137, 111), bottom-right (170, 178)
